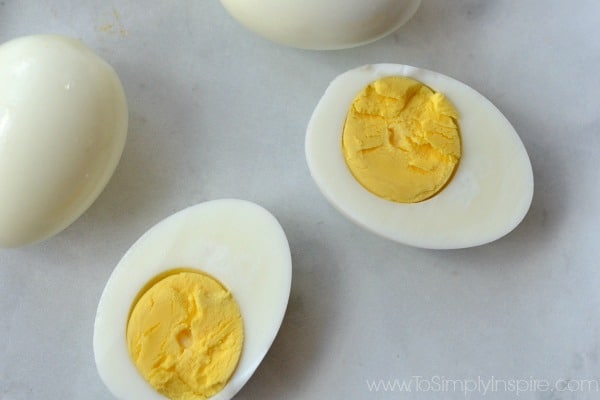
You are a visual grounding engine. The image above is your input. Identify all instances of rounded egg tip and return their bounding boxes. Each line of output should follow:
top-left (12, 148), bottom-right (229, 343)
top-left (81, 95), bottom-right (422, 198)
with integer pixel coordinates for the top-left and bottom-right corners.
top-left (218, 0), bottom-right (422, 50)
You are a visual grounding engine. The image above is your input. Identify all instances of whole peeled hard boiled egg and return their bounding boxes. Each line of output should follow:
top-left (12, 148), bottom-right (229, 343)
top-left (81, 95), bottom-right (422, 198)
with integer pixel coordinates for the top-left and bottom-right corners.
top-left (305, 64), bottom-right (534, 249)
top-left (94, 199), bottom-right (292, 400)
top-left (0, 35), bottom-right (127, 248)
top-left (218, 0), bottom-right (421, 50)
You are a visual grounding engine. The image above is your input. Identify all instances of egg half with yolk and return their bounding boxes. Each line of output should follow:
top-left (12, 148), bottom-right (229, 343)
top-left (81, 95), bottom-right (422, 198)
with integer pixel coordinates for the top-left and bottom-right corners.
top-left (94, 199), bottom-right (292, 400)
top-left (305, 64), bottom-right (534, 249)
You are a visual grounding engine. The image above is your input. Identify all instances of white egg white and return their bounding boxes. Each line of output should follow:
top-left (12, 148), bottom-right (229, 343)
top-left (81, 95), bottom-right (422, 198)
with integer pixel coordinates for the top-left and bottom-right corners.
top-left (94, 199), bottom-right (292, 400)
top-left (0, 35), bottom-right (128, 248)
top-left (305, 64), bottom-right (534, 249)
top-left (219, 0), bottom-right (421, 50)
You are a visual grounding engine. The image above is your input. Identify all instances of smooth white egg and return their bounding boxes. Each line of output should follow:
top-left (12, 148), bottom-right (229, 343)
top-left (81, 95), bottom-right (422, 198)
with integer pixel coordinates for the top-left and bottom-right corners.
top-left (0, 35), bottom-right (127, 248)
top-left (219, 0), bottom-right (421, 50)
top-left (94, 199), bottom-right (292, 400)
top-left (305, 64), bottom-right (534, 249)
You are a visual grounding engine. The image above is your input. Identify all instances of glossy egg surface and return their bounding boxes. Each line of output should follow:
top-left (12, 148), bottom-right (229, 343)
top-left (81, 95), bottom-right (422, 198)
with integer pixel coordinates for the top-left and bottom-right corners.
top-left (219, 0), bottom-right (421, 50)
top-left (0, 35), bottom-right (127, 248)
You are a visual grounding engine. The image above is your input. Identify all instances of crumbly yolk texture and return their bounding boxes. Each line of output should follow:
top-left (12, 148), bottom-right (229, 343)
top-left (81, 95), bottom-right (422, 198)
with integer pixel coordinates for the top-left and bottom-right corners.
top-left (126, 270), bottom-right (243, 400)
top-left (342, 76), bottom-right (461, 203)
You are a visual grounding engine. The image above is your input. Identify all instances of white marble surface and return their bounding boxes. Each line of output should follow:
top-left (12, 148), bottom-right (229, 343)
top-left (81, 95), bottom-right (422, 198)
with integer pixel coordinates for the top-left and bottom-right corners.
top-left (1, 1), bottom-right (599, 399)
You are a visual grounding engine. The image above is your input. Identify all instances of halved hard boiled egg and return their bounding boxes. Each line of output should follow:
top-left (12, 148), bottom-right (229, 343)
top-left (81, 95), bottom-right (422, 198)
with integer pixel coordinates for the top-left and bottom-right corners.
top-left (305, 64), bottom-right (534, 249)
top-left (94, 199), bottom-right (292, 400)
top-left (219, 0), bottom-right (421, 50)
top-left (0, 35), bottom-right (128, 248)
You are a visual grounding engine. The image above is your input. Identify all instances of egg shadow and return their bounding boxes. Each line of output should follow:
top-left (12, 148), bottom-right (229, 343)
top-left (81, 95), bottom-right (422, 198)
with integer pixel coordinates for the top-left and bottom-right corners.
top-left (418, 105), bottom-right (570, 270)
top-left (491, 107), bottom-right (569, 246)
top-left (233, 231), bottom-right (343, 398)
top-left (54, 60), bottom-right (208, 250)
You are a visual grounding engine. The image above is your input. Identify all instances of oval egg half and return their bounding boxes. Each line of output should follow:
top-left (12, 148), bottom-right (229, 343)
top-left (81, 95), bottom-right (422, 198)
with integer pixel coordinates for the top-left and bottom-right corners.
top-left (305, 64), bottom-right (534, 249)
top-left (94, 199), bottom-right (292, 400)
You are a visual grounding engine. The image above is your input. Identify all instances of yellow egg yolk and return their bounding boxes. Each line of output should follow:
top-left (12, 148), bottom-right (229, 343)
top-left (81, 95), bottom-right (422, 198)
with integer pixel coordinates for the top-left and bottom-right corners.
top-left (126, 270), bottom-right (243, 400)
top-left (342, 76), bottom-right (461, 203)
